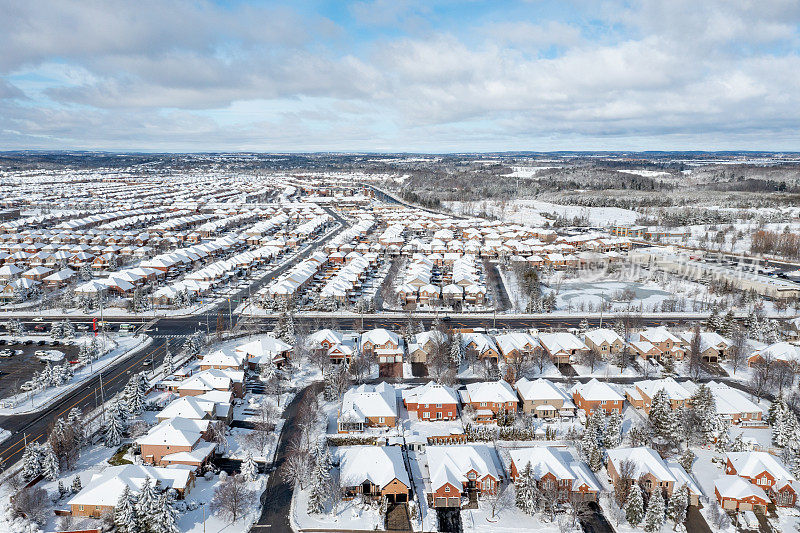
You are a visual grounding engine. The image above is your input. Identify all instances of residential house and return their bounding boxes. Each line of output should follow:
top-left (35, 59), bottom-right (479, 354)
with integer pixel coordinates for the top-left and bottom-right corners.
top-left (583, 328), bottom-right (624, 357)
top-left (426, 445), bottom-right (505, 508)
top-left (538, 332), bottom-right (589, 365)
top-left (508, 446), bottom-right (601, 502)
top-left (571, 378), bottom-right (624, 416)
top-left (338, 446), bottom-right (411, 503)
top-left (515, 378), bottom-right (575, 418)
top-left (714, 475), bottom-right (770, 512)
top-left (337, 382), bottom-right (398, 433)
top-left (625, 378), bottom-right (692, 414)
top-left (136, 417), bottom-right (216, 469)
top-left (459, 380), bottom-right (518, 423)
top-left (68, 464), bottom-right (193, 517)
top-left (177, 368), bottom-right (245, 398)
top-left (402, 381), bottom-right (459, 421)
top-left (725, 451), bottom-right (798, 507)
top-left (607, 447), bottom-right (702, 504)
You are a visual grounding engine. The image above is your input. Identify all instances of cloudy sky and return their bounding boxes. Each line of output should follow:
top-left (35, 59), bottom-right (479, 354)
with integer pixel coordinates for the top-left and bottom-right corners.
top-left (1, 0), bottom-right (799, 152)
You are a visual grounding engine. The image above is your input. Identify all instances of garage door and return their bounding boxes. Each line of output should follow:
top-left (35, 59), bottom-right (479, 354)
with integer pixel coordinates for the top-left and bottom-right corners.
top-left (740, 503), bottom-right (752, 511)
top-left (448, 497), bottom-right (461, 507)
top-left (723, 500), bottom-right (737, 510)
top-left (435, 497), bottom-right (447, 508)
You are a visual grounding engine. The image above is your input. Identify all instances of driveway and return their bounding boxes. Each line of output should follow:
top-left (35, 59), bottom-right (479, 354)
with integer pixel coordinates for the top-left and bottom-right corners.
top-left (685, 504), bottom-right (713, 533)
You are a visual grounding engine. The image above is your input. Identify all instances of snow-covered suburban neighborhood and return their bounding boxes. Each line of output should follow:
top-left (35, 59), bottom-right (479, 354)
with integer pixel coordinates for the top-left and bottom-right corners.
top-left (3, 1), bottom-right (800, 532)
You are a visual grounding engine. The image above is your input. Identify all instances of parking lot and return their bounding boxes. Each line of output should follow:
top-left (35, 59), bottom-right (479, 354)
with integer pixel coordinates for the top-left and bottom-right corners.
top-left (0, 341), bottom-right (79, 401)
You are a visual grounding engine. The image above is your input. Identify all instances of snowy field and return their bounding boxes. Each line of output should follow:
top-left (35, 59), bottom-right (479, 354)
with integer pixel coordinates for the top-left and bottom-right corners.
top-left (446, 198), bottom-right (639, 227)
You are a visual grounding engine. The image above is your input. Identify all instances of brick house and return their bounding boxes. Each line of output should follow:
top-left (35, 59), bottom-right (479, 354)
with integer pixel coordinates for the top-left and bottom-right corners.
top-left (509, 446), bottom-right (600, 502)
top-left (402, 381), bottom-right (459, 421)
top-left (338, 446), bottom-right (411, 503)
top-left (426, 445), bottom-right (504, 508)
top-left (571, 378), bottom-right (625, 416)
top-left (725, 452), bottom-right (798, 507)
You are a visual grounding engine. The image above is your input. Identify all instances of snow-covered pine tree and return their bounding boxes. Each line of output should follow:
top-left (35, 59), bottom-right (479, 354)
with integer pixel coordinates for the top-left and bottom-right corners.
top-left (515, 462), bottom-right (539, 515)
top-left (78, 342), bottom-right (91, 367)
top-left (667, 484), bottom-right (688, 529)
top-left (125, 375), bottom-right (145, 415)
top-left (241, 452), bottom-right (258, 482)
top-left (625, 483), bottom-right (645, 527)
top-left (58, 480), bottom-right (67, 498)
top-left (604, 411), bottom-right (623, 448)
top-left (21, 443), bottom-right (42, 481)
top-left (41, 444), bottom-right (60, 481)
top-left (104, 403), bottom-right (125, 447)
top-left (156, 491), bottom-right (180, 533)
top-left (515, 462), bottom-right (529, 510)
top-left (163, 342), bottom-right (174, 374)
top-left (71, 474), bottom-right (82, 494)
top-left (450, 332), bottom-right (464, 366)
top-left (307, 446), bottom-right (332, 514)
top-left (135, 477), bottom-right (158, 528)
top-left (643, 487), bottom-right (665, 532)
top-left (113, 484), bottom-right (138, 533)
top-left (678, 448), bottom-right (695, 473)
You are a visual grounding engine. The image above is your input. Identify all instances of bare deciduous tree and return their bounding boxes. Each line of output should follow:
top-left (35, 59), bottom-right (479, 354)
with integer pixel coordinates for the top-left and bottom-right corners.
top-left (210, 474), bottom-right (257, 523)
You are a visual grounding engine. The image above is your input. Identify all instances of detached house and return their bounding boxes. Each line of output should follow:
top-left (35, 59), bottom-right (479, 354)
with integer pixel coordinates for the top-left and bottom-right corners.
top-left (177, 368), bottom-right (245, 398)
top-left (494, 332), bottom-right (539, 362)
top-left (460, 380), bottom-right (518, 423)
top-left (538, 332), bottom-right (589, 365)
top-left (338, 382), bottom-right (398, 433)
top-left (637, 326), bottom-right (685, 361)
top-left (583, 328), bottom-right (624, 357)
top-left (402, 381), bottom-right (459, 421)
top-left (426, 444), bottom-right (505, 508)
top-left (714, 475), bottom-right (770, 512)
top-left (679, 330), bottom-right (731, 363)
top-left (68, 464), bottom-right (193, 517)
top-left (625, 378), bottom-right (692, 414)
top-left (607, 447), bottom-right (702, 505)
top-left (571, 378), bottom-right (624, 416)
top-left (136, 417), bottom-right (216, 469)
top-left (725, 451), bottom-right (798, 507)
top-left (361, 328), bottom-right (403, 378)
top-left (515, 378), bottom-right (575, 418)
top-left (338, 446), bottom-right (411, 503)
top-left (509, 446), bottom-right (601, 502)
top-left (461, 332), bottom-right (500, 362)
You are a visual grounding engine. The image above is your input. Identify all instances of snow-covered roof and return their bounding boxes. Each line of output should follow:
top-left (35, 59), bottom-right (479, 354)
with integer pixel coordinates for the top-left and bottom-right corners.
top-left (515, 378), bottom-right (571, 403)
top-left (402, 381), bottom-right (459, 405)
top-left (338, 446), bottom-right (410, 489)
top-left (340, 382), bottom-right (397, 423)
top-left (508, 447), bottom-right (575, 481)
top-left (714, 475), bottom-right (768, 501)
top-left (236, 335), bottom-right (292, 359)
top-left (638, 326), bottom-right (681, 344)
top-left (584, 328), bottom-right (623, 346)
top-left (686, 381), bottom-right (763, 417)
top-left (751, 341), bottom-right (800, 364)
top-left (136, 417), bottom-right (209, 448)
top-left (463, 380), bottom-right (517, 404)
top-left (361, 328), bottom-right (400, 346)
top-left (68, 464), bottom-right (191, 507)
top-left (634, 378), bottom-right (692, 402)
top-left (156, 396), bottom-right (214, 421)
top-left (727, 451), bottom-right (795, 483)
top-left (538, 332), bottom-right (588, 354)
top-left (427, 444), bottom-right (504, 490)
top-left (571, 378), bottom-right (624, 402)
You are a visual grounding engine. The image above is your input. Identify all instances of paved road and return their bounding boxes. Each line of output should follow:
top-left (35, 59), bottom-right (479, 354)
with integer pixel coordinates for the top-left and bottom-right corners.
top-left (249, 382), bottom-right (322, 533)
top-left (0, 336), bottom-right (180, 469)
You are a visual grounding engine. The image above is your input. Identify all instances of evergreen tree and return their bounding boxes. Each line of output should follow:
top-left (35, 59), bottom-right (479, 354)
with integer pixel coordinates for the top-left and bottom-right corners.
top-left (307, 446), bottom-right (332, 514)
top-left (21, 443), bottom-right (42, 481)
top-left (163, 343), bottom-right (174, 374)
top-left (649, 389), bottom-right (681, 445)
top-left (58, 480), bottom-right (68, 498)
top-left (449, 332), bottom-right (464, 366)
top-left (71, 474), bottom-right (82, 494)
top-left (604, 411), bottom-right (623, 448)
top-left (125, 376), bottom-right (145, 415)
top-left (625, 483), bottom-right (645, 527)
top-left (136, 478), bottom-right (158, 530)
top-left (515, 462), bottom-right (539, 515)
top-left (41, 444), bottom-right (60, 481)
top-left (155, 491), bottom-right (180, 533)
top-left (644, 487), bottom-right (665, 532)
top-left (668, 485), bottom-right (688, 530)
top-left (113, 485), bottom-right (138, 533)
top-left (104, 403), bottom-right (125, 447)
top-left (78, 342), bottom-right (92, 367)
top-left (241, 452), bottom-right (258, 482)
top-left (678, 448), bottom-right (696, 473)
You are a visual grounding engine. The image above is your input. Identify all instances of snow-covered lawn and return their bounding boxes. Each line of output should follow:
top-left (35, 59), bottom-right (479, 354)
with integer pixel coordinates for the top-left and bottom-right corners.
top-left (291, 484), bottom-right (384, 531)
top-left (445, 198), bottom-right (639, 227)
top-left (0, 334), bottom-right (152, 415)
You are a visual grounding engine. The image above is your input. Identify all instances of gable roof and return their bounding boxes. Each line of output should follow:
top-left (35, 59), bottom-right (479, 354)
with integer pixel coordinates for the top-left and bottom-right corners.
top-left (68, 464), bottom-right (191, 507)
top-left (427, 445), bottom-right (504, 490)
top-left (463, 380), bottom-right (517, 404)
top-left (338, 446), bottom-right (410, 489)
top-left (402, 381), bottom-right (459, 405)
top-left (515, 378), bottom-right (571, 403)
top-left (340, 382), bottom-right (397, 423)
top-left (571, 378), bottom-right (624, 402)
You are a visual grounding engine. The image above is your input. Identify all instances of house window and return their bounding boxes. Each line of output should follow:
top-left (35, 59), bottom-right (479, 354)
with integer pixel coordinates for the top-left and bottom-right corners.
top-left (445, 486), bottom-right (450, 493)
top-left (423, 412), bottom-right (430, 418)
top-left (379, 417), bottom-right (385, 423)
top-left (480, 402), bottom-right (487, 407)
top-left (448, 412), bottom-right (453, 417)
top-left (436, 403), bottom-right (442, 408)
top-left (436, 412), bottom-right (442, 419)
